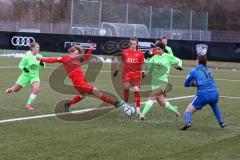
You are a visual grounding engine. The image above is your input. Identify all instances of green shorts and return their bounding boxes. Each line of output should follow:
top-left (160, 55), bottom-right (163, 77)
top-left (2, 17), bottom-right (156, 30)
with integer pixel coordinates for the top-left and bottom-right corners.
top-left (151, 81), bottom-right (169, 91)
top-left (16, 74), bottom-right (40, 87)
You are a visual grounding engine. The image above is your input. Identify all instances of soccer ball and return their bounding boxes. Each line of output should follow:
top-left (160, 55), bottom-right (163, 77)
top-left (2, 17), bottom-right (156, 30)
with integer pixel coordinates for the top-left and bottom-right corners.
top-left (123, 105), bottom-right (135, 116)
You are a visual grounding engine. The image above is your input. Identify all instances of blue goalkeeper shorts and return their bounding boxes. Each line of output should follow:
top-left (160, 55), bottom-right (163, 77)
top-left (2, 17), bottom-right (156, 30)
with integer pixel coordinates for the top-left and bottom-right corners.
top-left (191, 91), bottom-right (219, 110)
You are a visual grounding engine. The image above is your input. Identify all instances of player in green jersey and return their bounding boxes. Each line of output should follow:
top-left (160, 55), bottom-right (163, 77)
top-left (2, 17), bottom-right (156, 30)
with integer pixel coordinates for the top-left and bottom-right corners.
top-left (5, 42), bottom-right (45, 110)
top-left (162, 36), bottom-right (174, 56)
top-left (139, 42), bottom-right (183, 120)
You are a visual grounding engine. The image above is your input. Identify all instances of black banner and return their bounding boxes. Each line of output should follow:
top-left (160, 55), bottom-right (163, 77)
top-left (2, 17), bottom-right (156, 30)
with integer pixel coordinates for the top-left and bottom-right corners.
top-left (1, 31), bottom-right (240, 62)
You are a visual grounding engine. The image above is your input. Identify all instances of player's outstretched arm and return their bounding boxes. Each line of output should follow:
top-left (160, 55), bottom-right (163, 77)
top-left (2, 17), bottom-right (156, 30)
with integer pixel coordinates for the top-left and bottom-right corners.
top-left (172, 56), bottom-right (184, 71)
top-left (37, 57), bottom-right (64, 63)
top-left (37, 55), bottom-right (46, 68)
top-left (83, 48), bottom-right (93, 62)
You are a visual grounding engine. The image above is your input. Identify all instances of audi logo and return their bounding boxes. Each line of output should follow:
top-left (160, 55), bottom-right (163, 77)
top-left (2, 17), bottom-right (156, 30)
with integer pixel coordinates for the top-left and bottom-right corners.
top-left (11, 36), bottom-right (35, 47)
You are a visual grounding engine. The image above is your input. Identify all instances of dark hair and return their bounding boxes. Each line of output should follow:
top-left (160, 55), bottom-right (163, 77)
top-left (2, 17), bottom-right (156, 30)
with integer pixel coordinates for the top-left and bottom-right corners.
top-left (155, 42), bottom-right (165, 50)
top-left (29, 42), bottom-right (39, 50)
top-left (197, 55), bottom-right (207, 66)
top-left (130, 37), bottom-right (138, 43)
top-left (155, 38), bottom-right (162, 42)
top-left (162, 36), bottom-right (168, 40)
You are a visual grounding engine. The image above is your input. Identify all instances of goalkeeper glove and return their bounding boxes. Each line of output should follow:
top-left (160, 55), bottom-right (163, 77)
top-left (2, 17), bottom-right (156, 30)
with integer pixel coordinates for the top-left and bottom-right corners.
top-left (23, 67), bottom-right (29, 73)
top-left (144, 50), bottom-right (153, 59)
top-left (39, 62), bottom-right (44, 66)
top-left (113, 70), bottom-right (118, 78)
top-left (174, 66), bottom-right (184, 71)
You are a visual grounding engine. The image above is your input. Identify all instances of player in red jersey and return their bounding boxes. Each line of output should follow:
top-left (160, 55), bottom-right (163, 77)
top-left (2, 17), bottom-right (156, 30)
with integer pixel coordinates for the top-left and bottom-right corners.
top-left (38, 44), bottom-right (126, 111)
top-left (113, 37), bottom-right (145, 115)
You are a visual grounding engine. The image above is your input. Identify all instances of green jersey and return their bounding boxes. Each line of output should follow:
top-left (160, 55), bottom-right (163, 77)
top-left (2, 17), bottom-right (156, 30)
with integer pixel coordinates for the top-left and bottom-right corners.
top-left (19, 51), bottom-right (45, 77)
top-left (146, 53), bottom-right (182, 89)
top-left (165, 46), bottom-right (173, 55)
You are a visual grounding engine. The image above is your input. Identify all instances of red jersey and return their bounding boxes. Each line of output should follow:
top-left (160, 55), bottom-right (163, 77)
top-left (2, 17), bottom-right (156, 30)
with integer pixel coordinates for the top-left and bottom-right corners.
top-left (121, 48), bottom-right (144, 74)
top-left (40, 49), bottom-right (93, 84)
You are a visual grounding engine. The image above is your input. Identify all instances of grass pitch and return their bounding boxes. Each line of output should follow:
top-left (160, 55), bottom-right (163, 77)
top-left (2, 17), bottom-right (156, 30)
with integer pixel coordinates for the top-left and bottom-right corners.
top-left (0, 55), bottom-right (240, 160)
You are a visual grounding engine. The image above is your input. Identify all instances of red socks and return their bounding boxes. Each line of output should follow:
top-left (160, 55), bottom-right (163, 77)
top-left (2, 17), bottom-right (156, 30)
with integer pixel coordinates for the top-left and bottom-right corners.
top-left (134, 91), bottom-right (141, 108)
top-left (99, 94), bottom-right (115, 105)
top-left (124, 89), bottom-right (129, 102)
top-left (69, 95), bottom-right (82, 105)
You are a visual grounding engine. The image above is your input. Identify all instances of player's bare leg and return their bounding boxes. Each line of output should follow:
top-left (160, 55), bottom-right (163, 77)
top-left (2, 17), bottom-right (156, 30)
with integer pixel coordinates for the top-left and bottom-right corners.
top-left (24, 82), bottom-right (40, 110)
top-left (5, 84), bottom-right (22, 94)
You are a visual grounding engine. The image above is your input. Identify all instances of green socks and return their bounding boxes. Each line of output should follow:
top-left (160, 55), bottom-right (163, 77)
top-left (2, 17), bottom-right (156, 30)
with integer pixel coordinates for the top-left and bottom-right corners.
top-left (27, 94), bottom-right (37, 105)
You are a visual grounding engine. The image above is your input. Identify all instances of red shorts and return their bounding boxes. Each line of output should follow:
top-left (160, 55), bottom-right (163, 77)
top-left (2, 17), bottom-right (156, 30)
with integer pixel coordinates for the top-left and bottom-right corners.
top-left (73, 80), bottom-right (94, 95)
top-left (122, 72), bottom-right (141, 86)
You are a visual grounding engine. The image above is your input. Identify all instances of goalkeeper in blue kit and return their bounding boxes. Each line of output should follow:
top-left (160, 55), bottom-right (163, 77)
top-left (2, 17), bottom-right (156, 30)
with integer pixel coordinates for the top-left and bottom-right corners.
top-left (180, 55), bottom-right (227, 130)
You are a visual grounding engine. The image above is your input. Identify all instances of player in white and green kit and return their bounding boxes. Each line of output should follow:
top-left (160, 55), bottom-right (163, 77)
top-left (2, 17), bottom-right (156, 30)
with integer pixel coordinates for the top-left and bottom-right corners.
top-left (5, 42), bottom-right (45, 110)
top-left (139, 42), bottom-right (183, 120)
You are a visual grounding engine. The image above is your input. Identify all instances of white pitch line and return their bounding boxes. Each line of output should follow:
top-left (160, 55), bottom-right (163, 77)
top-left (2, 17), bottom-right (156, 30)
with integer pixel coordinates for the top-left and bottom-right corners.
top-left (220, 96), bottom-right (240, 99)
top-left (0, 95), bottom-right (239, 124)
top-left (169, 75), bottom-right (240, 82)
top-left (0, 95), bottom-right (195, 124)
top-left (0, 66), bottom-right (239, 82)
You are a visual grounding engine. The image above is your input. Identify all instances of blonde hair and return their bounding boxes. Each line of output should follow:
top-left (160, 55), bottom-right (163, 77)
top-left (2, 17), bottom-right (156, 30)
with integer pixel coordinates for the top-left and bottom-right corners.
top-left (29, 42), bottom-right (39, 51)
top-left (68, 45), bottom-right (84, 54)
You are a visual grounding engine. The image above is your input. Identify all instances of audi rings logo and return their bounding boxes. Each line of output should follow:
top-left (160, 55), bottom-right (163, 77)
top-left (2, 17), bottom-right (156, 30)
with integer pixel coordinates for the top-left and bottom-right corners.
top-left (11, 36), bottom-right (35, 47)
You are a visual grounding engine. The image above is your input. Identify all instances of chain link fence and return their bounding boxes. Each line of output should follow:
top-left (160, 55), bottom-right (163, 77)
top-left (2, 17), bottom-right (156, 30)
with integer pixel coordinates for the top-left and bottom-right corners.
top-left (0, 1), bottom-right (239, 42)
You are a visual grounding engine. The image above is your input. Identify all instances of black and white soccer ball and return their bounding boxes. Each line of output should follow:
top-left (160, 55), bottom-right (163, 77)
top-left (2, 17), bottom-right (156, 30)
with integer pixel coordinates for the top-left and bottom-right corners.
top-left (123, 105), bottom-right (135, 116)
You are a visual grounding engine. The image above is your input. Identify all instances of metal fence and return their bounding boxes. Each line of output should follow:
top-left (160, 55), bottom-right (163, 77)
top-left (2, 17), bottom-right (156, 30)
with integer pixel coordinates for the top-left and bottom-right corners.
top-left (0, 1), bottom-right (239, 43)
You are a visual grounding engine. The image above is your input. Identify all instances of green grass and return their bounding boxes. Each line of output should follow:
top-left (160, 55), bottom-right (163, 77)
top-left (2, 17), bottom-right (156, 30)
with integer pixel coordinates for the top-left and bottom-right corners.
top-left (0, 56), bottom-right (240, 160)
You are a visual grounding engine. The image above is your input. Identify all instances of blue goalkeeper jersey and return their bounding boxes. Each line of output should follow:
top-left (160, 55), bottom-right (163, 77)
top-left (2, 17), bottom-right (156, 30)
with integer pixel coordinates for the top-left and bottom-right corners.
top-left (184, 64), bottom-right (218, 93)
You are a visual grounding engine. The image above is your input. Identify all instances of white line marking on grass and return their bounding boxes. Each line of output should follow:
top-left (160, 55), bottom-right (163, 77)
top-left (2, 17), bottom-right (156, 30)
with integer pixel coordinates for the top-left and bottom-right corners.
top-left (0, 95), bottom-right (195, 124)
top-left (220, 96), bottom-right (240, 99)
top-left (0, 95), bottom-right (239, 124)
top-left (0, 66), bottom-right (58, 69)
top-left (0, 66), bottom-right (239, 82)
top-left (170, 75), bottom-right (240, 82)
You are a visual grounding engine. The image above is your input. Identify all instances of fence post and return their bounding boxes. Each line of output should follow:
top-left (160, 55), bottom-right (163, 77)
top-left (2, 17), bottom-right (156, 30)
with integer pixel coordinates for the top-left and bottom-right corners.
top-left (170, 8), bottom-right (173, 39)
top-left (70, 0), bottom-right (73, 31)
top-left (50, 23), bottom-right (53, 33)
top-left (126, 3), bottom-right (129, 23)
top-left (149, 5), bottom-right (153, 37)
top-left (200, 30), bottom-right (202, 41)
top-left (190, 10), bottom-right (193, 40)
top-left (16, 21), bottom-right (19, 32)
top-left (98, 0), bottom-right (102, 28)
